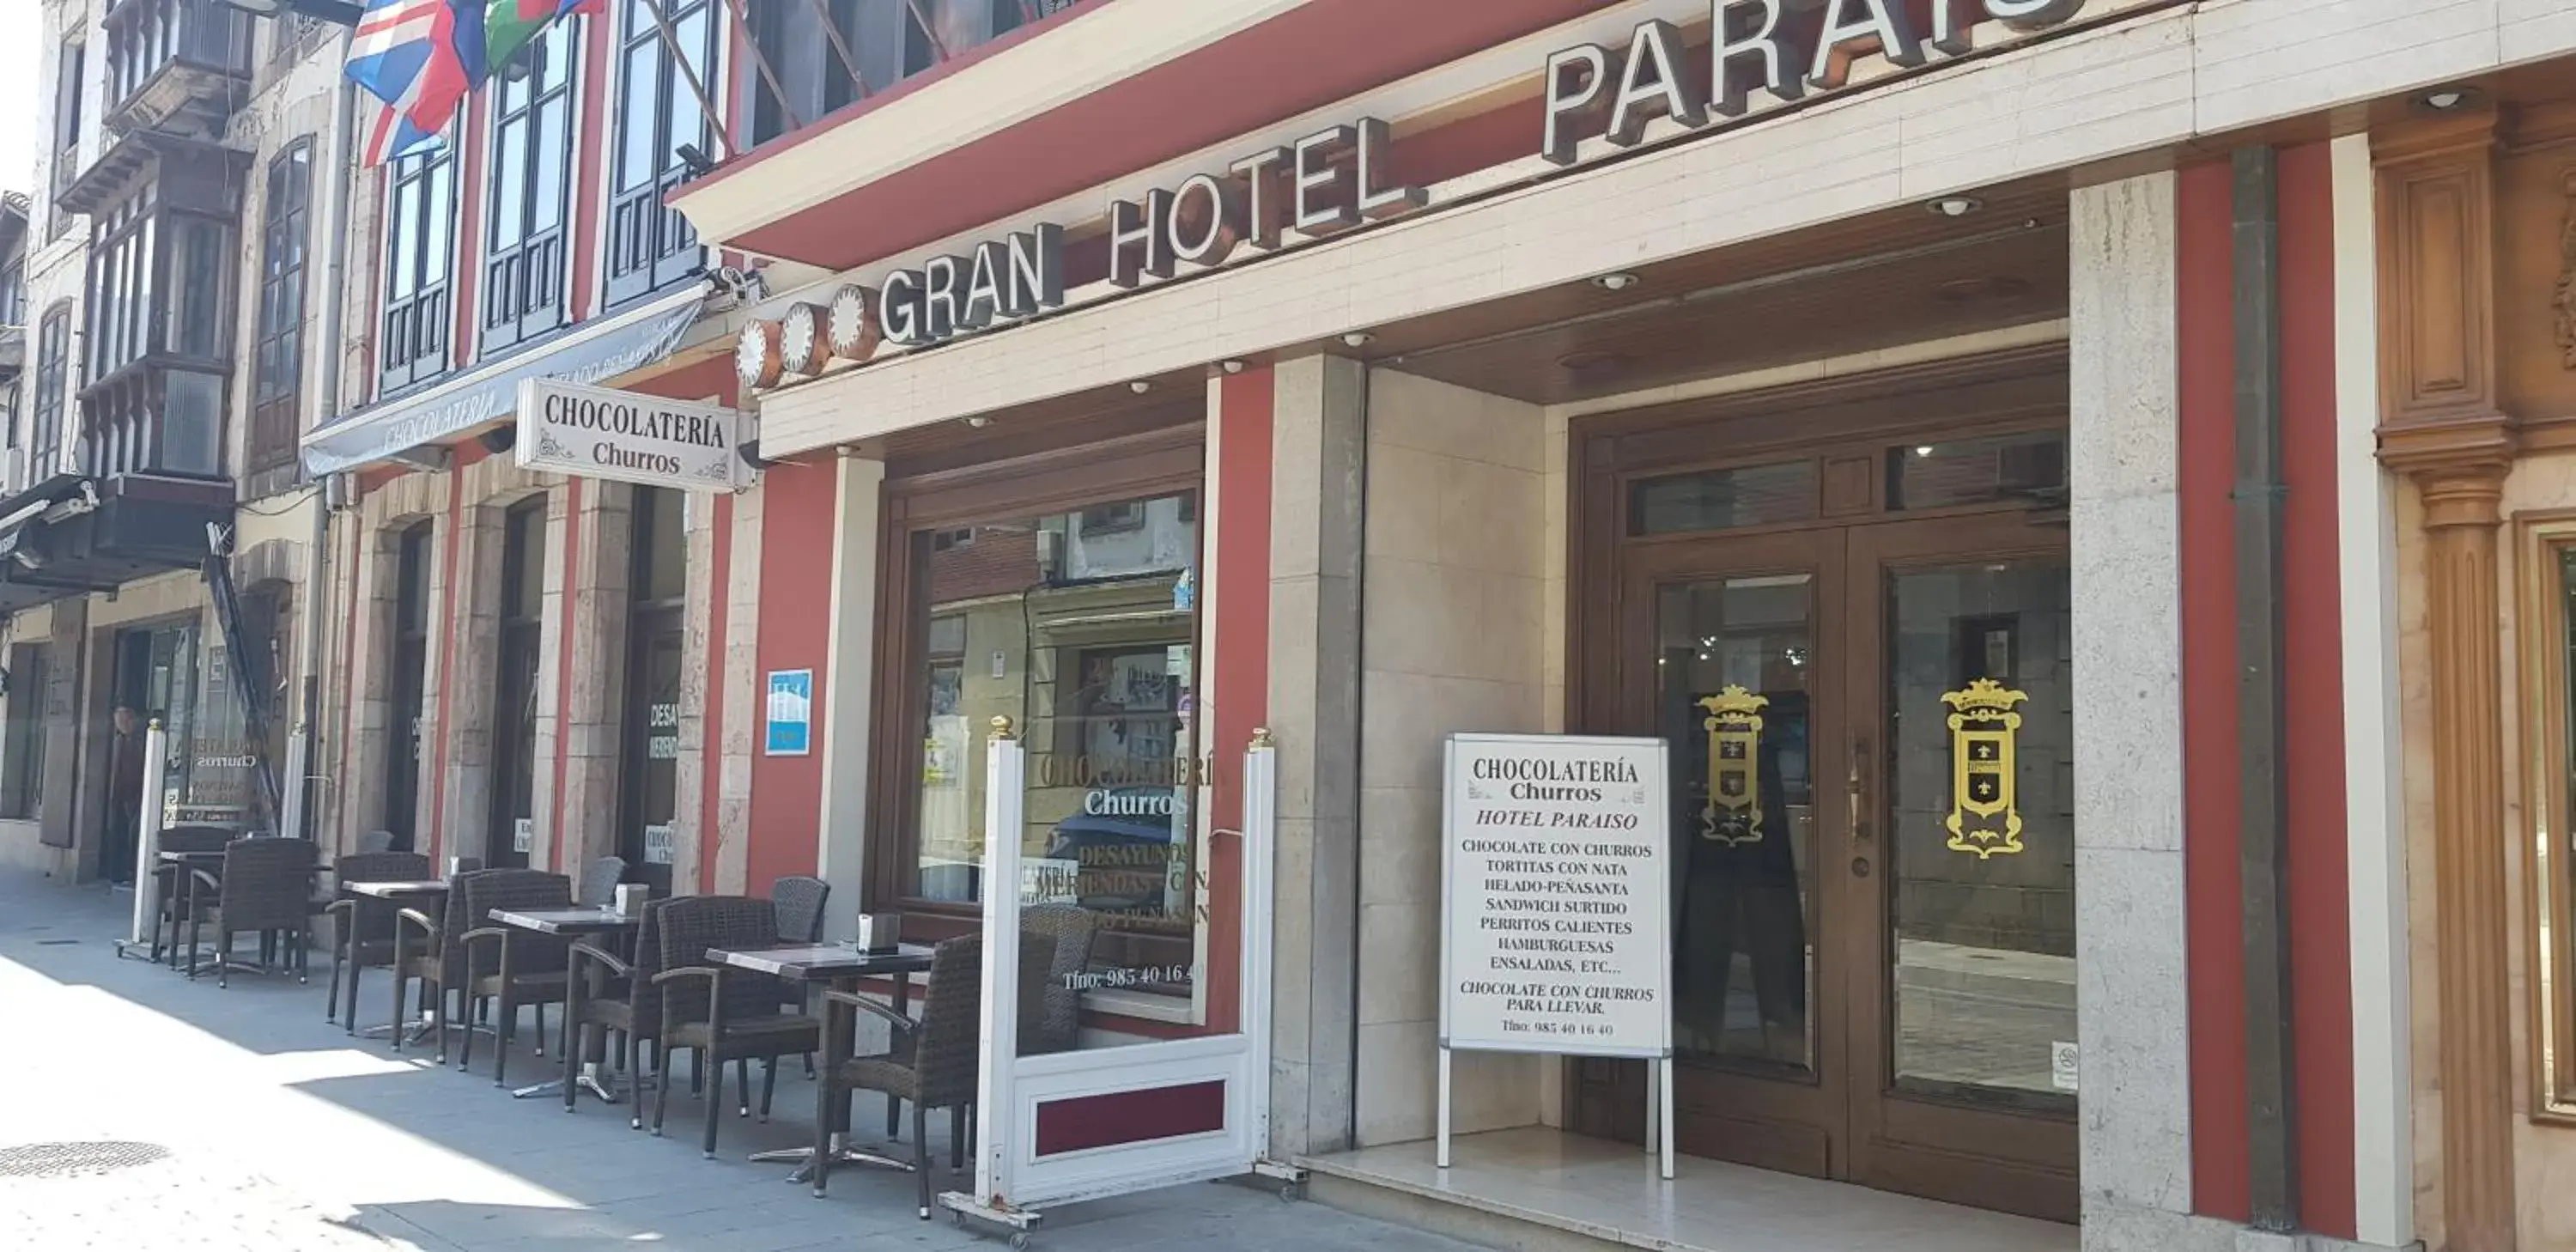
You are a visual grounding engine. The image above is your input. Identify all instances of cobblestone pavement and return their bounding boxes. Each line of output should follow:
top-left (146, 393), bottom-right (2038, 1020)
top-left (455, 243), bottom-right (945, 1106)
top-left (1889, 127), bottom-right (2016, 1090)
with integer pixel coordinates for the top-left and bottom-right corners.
top-left (0, 872), bottom-right (1476, 1252)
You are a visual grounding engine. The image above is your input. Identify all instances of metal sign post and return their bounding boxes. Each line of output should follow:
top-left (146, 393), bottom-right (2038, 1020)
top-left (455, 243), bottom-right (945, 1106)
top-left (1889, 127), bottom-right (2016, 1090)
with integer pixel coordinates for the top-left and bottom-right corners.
top-left (1437, 732), bottom-right (1674, 1181)
top-left (114, 720), bottom-right (172, 960)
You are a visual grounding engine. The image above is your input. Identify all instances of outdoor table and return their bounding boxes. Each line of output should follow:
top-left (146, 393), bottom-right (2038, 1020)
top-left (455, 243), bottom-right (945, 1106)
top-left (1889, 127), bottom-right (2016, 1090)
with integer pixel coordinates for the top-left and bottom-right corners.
top-left (489, 906), bottom-right (641, 1102)
top-left (346, 880), bottom-right (449, 1041)
top-left (705, 942), bottom-right (936, 1181)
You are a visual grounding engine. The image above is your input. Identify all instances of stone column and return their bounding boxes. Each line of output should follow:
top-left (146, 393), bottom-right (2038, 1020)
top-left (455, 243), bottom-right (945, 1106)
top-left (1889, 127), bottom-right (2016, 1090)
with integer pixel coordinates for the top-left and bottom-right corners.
top-left (813, 453), bottom-right (884, 933)
top-left (1266, 355), bottom-right (1366, 1158)
top-left (2373, 113), bottom-right (2517, 1252)
top-left (2067, 168), bottom-right (2197, 1248)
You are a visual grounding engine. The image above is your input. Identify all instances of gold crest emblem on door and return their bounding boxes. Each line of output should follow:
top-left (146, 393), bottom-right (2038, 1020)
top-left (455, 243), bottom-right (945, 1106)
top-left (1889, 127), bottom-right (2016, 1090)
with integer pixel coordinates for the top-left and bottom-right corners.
top-left (1941, 678), bottom-right (2028, 859)
top-left (1698, 685), bottom-right (1766, 846)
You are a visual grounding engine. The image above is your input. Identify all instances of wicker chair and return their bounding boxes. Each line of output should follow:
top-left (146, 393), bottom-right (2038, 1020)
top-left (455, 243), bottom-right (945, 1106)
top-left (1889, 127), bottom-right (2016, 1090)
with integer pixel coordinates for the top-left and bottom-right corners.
top-left (577, 856), bottom-right (627, 907)
top-left (457, 869), bottom-right (575, 1085)
top-left (356, 830), bottom-right (395, 854)
top-left (1020, 904), bottom-right (1099, 1055)
top-left (185, 838), bottom-right (319, 988)
top-left (649, 896), bottom-right (822, 1158)
top-left (812, 932), bottom-right (1053, 1216)
top-left (392, 866), bottom-right (507, 1062)
top-left (322, 852), bottom-right (434, 1031)
top-left (150, 826), bottom-right (238, 965)
top-left (769, 876), bottom-right (830, 1073)
top-left (564, 898), bottom-right (669, 1126)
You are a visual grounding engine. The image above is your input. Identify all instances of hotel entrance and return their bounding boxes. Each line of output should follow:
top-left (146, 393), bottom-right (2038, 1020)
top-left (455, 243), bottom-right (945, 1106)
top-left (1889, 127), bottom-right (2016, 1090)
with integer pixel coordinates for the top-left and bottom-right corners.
top-left (1570, 351), bottom-right (2076, 1221)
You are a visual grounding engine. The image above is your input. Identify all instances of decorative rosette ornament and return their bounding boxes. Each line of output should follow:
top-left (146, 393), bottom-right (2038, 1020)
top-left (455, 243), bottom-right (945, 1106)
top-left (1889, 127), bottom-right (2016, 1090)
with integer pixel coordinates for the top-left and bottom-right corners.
top-left (735, 319), bottom-right (784, 391)
top-left (829, 284), bottom-right (882, 363)
top-left (779, 302), bottom-right (828, 377)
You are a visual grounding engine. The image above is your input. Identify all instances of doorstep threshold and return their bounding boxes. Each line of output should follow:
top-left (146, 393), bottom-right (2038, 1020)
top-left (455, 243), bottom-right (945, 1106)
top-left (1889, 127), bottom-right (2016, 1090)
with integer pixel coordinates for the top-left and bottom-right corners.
top-left (1298, 1127), bottom-right (2073, 1252)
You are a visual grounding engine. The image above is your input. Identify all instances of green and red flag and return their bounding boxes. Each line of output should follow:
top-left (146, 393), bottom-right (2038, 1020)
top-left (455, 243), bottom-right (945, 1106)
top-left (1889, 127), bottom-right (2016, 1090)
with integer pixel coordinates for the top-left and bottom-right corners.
top-left (482, 0), bottom-right (602, 75)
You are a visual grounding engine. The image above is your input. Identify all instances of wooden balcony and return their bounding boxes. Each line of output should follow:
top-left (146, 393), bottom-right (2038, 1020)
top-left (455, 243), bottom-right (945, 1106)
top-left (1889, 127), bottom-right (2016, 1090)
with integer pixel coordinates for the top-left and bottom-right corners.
top-left (101, 0), bottom-right (254, 140)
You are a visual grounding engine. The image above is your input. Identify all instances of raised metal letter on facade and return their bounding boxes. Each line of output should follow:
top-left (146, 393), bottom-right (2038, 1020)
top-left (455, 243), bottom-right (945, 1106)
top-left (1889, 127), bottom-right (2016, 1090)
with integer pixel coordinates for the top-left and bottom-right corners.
top-left (1698, 686), bottom-right (1767, 846)
top-left (1941, 678), bottom-right (2027, 859)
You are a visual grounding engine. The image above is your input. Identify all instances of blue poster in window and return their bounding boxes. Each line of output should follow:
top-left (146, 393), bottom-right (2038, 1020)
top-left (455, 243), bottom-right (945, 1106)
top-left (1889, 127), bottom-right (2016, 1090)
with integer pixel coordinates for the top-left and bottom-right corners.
top-left (765, 669), bottom-right (813, 757)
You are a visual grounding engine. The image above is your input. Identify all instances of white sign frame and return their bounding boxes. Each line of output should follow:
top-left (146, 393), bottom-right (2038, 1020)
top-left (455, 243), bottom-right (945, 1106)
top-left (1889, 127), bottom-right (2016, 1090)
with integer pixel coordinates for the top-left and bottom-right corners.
top-left (514, 378), bottom-right (751, 492)
top-left (1439, 732), bottom-right (1674, 1180)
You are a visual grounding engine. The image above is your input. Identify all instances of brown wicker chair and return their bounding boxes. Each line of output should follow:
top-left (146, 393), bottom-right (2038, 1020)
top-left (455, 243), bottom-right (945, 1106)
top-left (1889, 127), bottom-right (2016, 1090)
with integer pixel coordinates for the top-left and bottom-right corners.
top-left (392, 866), bottom-right (507, 1062)
top-left (322, 852), bottom-right (434, 1031)
top-left (185, 838), bottom-right (319, 988)
top-left (648, 896), bottom-right (822, 1158)
top-left (563, 898), bottom-right (670, 1127)
top-left (150, 826), bottom-right (238, 965)
top-left (456, 869), bottom-right (574, 1085)
top-left (812, 932), bottom-right (1053, 1216)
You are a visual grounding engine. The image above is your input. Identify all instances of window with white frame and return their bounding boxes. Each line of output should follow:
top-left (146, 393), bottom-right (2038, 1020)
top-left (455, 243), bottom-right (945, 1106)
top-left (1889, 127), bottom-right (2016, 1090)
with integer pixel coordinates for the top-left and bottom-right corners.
top-left (482, 18), bottom-right (579, 349)
top-left (380, 145), bottom-right (456, 392)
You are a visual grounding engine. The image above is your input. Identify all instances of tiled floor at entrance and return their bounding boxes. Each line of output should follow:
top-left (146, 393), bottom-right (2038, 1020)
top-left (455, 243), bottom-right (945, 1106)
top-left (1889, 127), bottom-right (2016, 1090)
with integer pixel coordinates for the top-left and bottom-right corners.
top-left (1304, 1126), bottom-right (2074, 1252)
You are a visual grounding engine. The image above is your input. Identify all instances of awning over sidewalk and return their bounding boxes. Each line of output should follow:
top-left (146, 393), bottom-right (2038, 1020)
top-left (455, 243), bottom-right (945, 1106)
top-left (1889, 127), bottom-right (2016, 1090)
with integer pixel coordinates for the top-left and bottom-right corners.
top-left (301, 285), bottom-right (706, 477)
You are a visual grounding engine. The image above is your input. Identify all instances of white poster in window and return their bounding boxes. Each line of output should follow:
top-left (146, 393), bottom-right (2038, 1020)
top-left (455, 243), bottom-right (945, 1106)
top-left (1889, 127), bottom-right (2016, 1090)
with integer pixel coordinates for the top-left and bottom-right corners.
top-left (513, 817), bottom-right (533, 854)
top-left (643, 824), bottom-right (675, 866)
top-left (1441, 734), bottom-right (1671, 1060)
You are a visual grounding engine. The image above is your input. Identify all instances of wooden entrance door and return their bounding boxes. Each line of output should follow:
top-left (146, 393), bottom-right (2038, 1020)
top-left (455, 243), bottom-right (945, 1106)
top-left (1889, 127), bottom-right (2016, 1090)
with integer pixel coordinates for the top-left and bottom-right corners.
top-left (1567, 352), bottom-right (2079, 1220)
top-left (1601, 513), bottom-right (2075, 1219)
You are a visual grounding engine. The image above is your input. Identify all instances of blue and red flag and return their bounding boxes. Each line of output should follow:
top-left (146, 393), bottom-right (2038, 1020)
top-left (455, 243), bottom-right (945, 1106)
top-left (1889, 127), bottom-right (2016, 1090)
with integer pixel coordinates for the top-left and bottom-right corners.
top-left (349, 1), bottom-right (604, 166)
top-left (348, 0), bottom-right (476, 165)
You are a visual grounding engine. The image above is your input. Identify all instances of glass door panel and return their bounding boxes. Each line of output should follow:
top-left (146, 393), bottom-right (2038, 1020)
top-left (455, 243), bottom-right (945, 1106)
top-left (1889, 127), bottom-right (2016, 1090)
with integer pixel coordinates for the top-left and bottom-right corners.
top-left (1657, 574), bottom-right (1816, 1075)
top-left (1881, 558), bottom-right (2075, 1109)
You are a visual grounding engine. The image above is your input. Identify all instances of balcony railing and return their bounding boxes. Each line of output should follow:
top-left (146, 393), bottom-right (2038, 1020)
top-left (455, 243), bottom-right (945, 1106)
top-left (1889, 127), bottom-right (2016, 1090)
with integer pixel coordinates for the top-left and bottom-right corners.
top-left (102, 0), bottom-right (254, 137)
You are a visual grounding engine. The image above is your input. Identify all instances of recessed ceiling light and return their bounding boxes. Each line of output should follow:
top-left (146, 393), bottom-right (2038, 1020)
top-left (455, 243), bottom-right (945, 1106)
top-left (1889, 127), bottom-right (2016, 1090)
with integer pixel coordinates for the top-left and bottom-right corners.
top-left (1128, 380), bottom-right (1153, 394)
top-left (1341, 331), bottom-right (1375, 348)
top-left (2414, 85), bottom-right (2482, 112)
top-left (1591, 272), bottom-right (1640, 292)
top-left (1219, 360), bottom-right (1247, 374)
top-left (1926, 195), bottom-right (1984, 218)
top-left (964, 416), bottom-right (993, 428)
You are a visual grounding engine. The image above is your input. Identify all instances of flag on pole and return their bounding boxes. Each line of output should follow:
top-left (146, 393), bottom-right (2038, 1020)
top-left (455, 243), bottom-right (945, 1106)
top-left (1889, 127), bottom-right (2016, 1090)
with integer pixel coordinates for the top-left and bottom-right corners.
top-left (483, 0), bottom-right (603, 75)
top-left (346, 0), bottom-right (477, 165)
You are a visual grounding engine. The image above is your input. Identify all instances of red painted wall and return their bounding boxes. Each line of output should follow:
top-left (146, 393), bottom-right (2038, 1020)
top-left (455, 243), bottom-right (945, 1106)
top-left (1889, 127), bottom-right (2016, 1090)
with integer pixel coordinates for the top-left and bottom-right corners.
top-left (2178, 147), bottom-right (2356, 1238)
top-left (2178, 156), bottom-right (2250, 1225)
top-left (744, 457), bottom-right (838, 895)
top-left (2276, 141), bottom-right (2356, 1243)
top-left (1205, 368), bottom-right (1274, 1035)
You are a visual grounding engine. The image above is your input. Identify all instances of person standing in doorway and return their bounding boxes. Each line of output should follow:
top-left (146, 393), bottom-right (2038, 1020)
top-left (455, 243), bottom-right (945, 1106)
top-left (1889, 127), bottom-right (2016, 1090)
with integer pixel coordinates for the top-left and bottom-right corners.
top-left (101, 706), bottom-right (146, 884)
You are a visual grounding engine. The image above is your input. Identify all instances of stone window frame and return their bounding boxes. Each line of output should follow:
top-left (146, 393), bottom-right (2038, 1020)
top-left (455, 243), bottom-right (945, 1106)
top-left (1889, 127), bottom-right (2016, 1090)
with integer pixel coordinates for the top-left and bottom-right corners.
top-left (2516, 508), bottom-right (2576, 1125)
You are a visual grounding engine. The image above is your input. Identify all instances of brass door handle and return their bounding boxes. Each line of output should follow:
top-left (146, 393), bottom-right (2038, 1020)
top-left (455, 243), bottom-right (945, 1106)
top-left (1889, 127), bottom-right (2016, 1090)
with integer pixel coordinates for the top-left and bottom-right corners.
top-left (1848, 736), bottom-right (1870, 842)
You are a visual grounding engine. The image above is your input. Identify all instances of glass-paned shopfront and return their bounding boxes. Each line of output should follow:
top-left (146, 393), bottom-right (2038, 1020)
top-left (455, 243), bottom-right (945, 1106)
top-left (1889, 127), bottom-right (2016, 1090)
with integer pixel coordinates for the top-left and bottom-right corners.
top-left (891, 474), bottom-right (1207, 1026)
top-left (617, 486), bottom-right (684, 892)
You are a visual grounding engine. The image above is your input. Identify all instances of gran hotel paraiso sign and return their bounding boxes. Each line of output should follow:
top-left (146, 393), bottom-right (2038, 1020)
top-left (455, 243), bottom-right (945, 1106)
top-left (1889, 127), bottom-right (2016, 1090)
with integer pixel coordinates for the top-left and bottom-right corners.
top-left (735, 0), bottom-right (2089, 391)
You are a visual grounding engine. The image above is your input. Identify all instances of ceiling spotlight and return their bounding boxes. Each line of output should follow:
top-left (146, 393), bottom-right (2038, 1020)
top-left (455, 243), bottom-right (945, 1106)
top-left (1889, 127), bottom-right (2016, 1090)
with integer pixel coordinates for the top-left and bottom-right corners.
top-left (1219, 360), bottom-right (1247, 374)
top-left (964, 416), bottom-right (993, 428)
top-left (2414, 85), bottom-right (2483, 112)
top-left (1341, 331), bottom-right (1375, 348)
top-left (1925, 195), bottom-right (1984, 219)
top-left (1591, 272), bottom-right (1640, 293)
top-left (1128, 380), bottom-right (1153, 394)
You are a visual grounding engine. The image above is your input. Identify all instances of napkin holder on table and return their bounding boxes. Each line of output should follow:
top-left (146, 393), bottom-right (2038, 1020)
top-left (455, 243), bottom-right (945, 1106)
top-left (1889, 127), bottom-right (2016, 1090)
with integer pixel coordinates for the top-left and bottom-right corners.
top-left (845, 912), bottom-right (903, 954)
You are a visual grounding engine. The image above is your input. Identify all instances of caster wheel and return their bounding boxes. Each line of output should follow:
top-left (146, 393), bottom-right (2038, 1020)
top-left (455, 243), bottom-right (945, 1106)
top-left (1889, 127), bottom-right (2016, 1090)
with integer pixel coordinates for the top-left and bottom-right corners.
top-left (1279, 1182), bottom-right (1298, 1202)
top-left (1008, 1234), bottom-right (1031, 1250)
top-left (948, 1212), bottom-right (963, 1227)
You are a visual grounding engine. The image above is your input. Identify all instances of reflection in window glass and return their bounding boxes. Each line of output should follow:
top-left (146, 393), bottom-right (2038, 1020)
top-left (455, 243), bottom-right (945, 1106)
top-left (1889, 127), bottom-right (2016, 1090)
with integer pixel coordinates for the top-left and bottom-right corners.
top-left (1660, 574), bottom-right (1814, 1073)
top-left (1885, 558), bottom-right (2075, 1109)
top-left (1888, 431), bottom-right (2067, 510)
top-left (909, 491), bottom-right (1200, 1012)
top-left (1630, 462), bottom-right (1818, 535)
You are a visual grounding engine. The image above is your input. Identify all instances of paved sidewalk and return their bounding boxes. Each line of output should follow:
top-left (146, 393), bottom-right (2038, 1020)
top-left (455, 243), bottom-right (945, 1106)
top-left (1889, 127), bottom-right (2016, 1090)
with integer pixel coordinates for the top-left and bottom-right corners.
top-left (0, 871), bottom-right (1474, 1252)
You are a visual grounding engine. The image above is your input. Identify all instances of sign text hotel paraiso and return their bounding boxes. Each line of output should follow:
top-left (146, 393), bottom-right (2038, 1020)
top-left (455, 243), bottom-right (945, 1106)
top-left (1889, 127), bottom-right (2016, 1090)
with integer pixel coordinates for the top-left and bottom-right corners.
top-left (737, 0), bottom-right (2097, 391)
